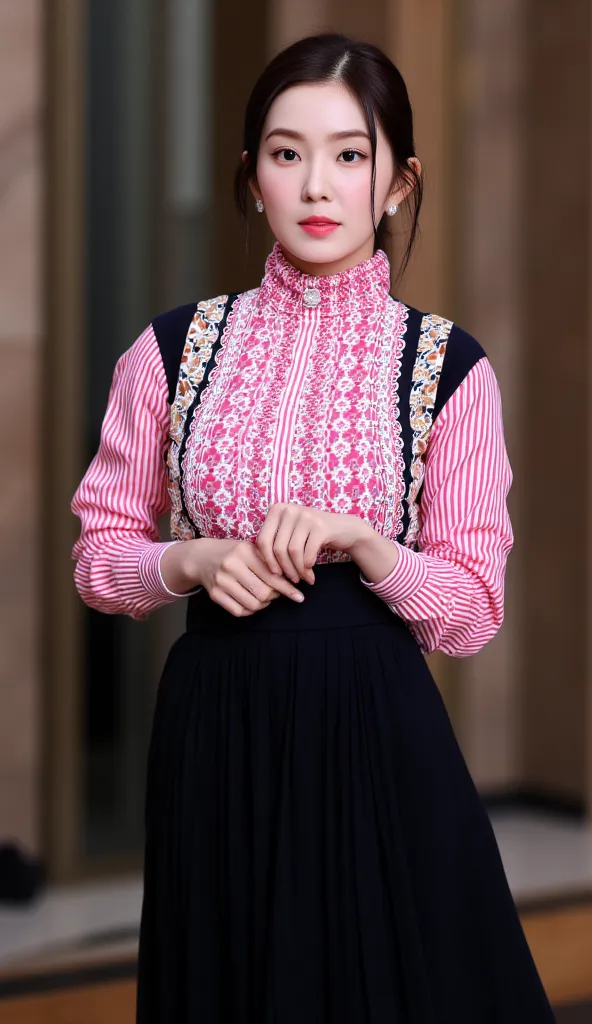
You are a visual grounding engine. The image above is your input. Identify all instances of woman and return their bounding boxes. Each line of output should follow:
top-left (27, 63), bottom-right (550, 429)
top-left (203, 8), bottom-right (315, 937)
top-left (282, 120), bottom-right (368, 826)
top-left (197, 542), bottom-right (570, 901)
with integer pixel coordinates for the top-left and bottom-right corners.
top-left (72, 32), bottom-right (556, 1024)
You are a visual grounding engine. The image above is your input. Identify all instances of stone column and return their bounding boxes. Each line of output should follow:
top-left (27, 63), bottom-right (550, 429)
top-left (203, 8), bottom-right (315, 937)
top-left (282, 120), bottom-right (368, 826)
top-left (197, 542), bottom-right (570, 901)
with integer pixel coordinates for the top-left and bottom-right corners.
top-left (0, 0), bottom-right (43, 855)
top-left (451, 0), bottom-right (526, 789)
top-left (42, 0), bottom-right (87, 877)
top-left (519, 0), bottom-right (590, 807)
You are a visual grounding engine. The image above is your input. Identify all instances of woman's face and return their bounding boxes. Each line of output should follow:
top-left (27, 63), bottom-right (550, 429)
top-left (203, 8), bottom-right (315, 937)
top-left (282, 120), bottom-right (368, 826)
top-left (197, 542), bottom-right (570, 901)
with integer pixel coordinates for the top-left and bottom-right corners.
top-left (246, 81), bottom-right (418, 276)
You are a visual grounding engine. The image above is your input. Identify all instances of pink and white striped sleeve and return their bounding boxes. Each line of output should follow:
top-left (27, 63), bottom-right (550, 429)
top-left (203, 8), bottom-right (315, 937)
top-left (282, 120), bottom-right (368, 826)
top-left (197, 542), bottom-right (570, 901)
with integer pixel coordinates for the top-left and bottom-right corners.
top-left (361, 357), bottom-right (514, 657)
top-left (71, 325), bottom-right (200, 620)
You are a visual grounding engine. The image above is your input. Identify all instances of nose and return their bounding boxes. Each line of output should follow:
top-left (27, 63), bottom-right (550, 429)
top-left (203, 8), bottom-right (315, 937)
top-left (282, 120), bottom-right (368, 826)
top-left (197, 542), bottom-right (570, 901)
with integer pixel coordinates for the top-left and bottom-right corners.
top-left (301, 158), bottom-right (331, 203)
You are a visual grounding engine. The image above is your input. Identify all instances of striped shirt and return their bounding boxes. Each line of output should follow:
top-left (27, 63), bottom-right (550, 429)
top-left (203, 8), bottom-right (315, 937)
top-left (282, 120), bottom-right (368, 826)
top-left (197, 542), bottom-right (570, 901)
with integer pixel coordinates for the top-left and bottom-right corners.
top-left (72, 243), bottom-right (513, 657)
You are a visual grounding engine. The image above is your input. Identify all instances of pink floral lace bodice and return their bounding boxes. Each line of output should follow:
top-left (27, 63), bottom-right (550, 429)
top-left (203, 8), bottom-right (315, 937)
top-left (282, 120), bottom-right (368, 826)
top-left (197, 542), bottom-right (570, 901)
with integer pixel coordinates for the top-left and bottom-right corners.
top-left (178, 243), bottom-right (407, 562)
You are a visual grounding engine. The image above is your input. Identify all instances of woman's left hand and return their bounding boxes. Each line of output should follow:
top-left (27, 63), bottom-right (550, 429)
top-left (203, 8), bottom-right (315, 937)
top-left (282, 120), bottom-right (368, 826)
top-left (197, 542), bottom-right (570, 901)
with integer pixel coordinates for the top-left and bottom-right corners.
top-left (255, 503), bottom-right (370, 584)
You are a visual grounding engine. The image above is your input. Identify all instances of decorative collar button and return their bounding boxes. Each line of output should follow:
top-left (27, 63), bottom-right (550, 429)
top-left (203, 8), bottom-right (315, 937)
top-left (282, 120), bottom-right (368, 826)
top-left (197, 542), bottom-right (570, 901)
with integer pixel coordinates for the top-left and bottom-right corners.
top-left (303, 286), bottom-right (321, 308)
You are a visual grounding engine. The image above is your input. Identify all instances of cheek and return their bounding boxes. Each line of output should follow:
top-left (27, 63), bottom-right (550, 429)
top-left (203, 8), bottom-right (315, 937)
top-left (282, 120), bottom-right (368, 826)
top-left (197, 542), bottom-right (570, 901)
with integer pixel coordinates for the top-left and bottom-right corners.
top-left (257, 162), bottom-right (295, 207)
top-left (342, 171), bottom-right (375, 215)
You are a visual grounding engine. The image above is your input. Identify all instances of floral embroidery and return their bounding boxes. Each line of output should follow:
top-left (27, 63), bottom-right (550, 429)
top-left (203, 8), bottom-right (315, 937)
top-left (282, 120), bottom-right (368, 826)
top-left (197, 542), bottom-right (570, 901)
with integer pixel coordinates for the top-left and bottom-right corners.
top-left (403, 313), bottom-right (453, 549)
top-left (177, 244), bottom-right (409, 563)
top-left (165, 244), bottom-right (454, 563)
top-left (166, 295), bottom-right (229, 541)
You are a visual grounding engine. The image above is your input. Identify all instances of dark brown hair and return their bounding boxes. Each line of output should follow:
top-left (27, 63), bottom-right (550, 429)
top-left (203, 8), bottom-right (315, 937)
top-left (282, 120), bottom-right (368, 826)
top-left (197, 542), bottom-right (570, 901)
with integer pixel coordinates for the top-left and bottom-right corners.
top-left (234, 33), bottom-right (423, 282)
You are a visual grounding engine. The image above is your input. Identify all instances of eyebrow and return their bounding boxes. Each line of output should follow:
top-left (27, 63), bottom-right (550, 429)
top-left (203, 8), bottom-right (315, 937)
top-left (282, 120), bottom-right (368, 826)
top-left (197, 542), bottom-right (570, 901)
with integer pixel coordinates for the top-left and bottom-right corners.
top-left (264, 128), bottom-right (370, 143)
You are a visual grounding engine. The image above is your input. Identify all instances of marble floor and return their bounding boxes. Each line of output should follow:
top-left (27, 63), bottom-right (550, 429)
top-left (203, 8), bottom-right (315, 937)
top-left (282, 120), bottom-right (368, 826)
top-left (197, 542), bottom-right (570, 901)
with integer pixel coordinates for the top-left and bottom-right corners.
top-left (0, 808), bottom-right (591, 971)
top-left (491, 807), bottom-right (592, 903)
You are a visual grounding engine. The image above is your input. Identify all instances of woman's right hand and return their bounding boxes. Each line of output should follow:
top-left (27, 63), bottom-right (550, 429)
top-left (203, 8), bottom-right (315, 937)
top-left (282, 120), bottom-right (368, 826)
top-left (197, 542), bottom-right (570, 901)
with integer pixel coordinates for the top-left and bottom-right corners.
top-left (160, 537), bottom-right (306, 617)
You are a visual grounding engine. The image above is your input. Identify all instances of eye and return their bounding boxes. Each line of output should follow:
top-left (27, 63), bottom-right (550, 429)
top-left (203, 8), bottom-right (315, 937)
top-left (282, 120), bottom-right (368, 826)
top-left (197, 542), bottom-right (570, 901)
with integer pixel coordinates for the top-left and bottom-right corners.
top-left (273, 148), bottom-right (300, 163)
top-left (339, 149), bottom-right (366, 163)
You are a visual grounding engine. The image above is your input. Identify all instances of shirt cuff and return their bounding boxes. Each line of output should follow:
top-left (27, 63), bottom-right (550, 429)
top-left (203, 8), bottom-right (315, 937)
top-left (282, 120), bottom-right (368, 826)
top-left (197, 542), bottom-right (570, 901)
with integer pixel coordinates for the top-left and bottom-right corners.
top-left (138, 541), bottom-right (202, 602)
top-left (359, 542), bottom-right (428, 606)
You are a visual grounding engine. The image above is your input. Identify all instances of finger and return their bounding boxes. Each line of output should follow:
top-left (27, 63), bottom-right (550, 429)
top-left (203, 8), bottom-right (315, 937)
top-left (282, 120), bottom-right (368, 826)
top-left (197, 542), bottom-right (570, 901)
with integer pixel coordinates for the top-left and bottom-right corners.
top-left (272, 517), bottom-right (302, 583)
top-left (256, 509), bottom-right (284, 574)
top-left (302, 532), bottom-right (322, 582)
top-left (232, 565), bottom-right (279, 605)
top-left (211, 579), bottom-right (278, 617)
top-left (241, 552), bottom-right (305, 603)
top-left (286, 523), bottom-right (315, 581)
top-left (220, 544), bottom-right (280, 598)
top-left (209, 586), bottom-right (252, 617)
top-left (213, 580), bottom-right (261, 614)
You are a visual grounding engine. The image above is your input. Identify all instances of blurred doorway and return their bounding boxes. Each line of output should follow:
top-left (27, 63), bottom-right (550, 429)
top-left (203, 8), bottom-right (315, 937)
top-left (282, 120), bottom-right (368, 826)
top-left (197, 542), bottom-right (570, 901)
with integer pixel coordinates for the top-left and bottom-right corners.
top-left (44, 0), bottom-right (221, 877)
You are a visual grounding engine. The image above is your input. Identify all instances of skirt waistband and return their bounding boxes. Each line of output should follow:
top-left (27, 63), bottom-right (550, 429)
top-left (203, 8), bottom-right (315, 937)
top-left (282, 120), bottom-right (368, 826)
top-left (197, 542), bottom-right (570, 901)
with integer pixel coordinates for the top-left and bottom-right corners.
top-left (186, 560), bottom-right (405, 635)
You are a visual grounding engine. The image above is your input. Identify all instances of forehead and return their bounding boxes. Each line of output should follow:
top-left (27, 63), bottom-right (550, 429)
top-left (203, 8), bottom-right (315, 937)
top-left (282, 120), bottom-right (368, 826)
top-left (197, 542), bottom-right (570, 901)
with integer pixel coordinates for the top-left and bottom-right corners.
top-left (263, 82), bottom-right (367, 136)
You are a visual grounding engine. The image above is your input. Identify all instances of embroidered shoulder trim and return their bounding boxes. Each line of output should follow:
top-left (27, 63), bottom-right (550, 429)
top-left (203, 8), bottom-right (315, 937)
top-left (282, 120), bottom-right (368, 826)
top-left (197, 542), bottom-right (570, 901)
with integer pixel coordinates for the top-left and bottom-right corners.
top-left (404, 313), bottom-right (453, 548)
top-left (166, 295), bottom-right (229, 541)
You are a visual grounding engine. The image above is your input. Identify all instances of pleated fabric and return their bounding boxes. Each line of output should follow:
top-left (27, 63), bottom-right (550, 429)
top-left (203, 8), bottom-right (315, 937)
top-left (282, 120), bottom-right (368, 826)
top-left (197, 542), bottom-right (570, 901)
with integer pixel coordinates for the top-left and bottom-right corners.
top-left (136, 561), bottom-right (555, 1024)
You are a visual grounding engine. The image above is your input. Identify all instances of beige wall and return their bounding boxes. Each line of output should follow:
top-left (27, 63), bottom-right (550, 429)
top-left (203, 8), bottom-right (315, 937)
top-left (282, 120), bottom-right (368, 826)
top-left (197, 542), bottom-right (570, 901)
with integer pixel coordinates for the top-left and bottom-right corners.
top-left (0, 0), bottom-right (42, 852)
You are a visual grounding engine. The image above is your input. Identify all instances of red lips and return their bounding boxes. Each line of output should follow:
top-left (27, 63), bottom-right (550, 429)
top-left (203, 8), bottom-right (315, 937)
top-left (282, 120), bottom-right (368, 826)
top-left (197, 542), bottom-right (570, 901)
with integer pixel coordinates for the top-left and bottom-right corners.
top-left (299, 216), bottom-right (339, 225)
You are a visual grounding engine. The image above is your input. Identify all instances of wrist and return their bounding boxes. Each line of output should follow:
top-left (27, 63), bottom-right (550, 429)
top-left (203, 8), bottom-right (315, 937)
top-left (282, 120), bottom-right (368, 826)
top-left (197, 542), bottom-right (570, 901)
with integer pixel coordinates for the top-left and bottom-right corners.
top-left (161, 538), bottom-right (205, 594)
top-left (346, 518), bottom-right (377, 558)
top-left (348, 524), bottom-right (401, 585)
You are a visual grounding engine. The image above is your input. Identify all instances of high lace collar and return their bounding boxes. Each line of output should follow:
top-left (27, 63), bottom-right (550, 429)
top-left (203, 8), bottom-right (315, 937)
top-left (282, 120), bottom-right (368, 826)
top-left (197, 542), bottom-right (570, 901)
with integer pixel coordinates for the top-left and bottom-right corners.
top-left (259, 241), bottom-right (392, 317)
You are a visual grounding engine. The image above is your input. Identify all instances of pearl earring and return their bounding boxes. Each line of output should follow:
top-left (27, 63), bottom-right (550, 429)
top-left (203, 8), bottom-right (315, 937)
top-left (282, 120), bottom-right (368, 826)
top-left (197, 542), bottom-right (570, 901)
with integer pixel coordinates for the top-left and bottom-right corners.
top-left (255, 199), bottom-right (264, 213)
top-left (387, 204), bottom-right (398, 217)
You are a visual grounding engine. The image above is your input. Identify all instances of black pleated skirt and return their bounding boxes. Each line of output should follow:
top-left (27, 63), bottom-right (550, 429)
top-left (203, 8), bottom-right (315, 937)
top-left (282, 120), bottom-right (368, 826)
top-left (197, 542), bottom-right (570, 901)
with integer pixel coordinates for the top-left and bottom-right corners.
top-left (136, 561), bottom-right (555, 1023)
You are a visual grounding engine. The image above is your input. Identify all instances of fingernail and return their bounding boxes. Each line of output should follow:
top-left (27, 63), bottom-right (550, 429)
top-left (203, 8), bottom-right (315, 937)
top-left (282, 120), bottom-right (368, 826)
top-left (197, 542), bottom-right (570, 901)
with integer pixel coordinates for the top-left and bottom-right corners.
top-left (294, 592), bottom-right (304, 602)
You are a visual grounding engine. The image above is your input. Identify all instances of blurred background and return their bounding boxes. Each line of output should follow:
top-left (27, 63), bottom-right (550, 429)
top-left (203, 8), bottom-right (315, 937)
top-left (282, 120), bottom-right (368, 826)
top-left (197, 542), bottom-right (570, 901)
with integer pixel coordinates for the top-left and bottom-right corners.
top-left (0, 0), bottom-right (591, 1019)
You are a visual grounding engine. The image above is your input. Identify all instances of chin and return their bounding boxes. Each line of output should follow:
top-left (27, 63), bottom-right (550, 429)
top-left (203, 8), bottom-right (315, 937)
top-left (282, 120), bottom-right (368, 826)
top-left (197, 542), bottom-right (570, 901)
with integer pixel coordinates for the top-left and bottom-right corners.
top-left (280, 235), bottom-right (353, 268)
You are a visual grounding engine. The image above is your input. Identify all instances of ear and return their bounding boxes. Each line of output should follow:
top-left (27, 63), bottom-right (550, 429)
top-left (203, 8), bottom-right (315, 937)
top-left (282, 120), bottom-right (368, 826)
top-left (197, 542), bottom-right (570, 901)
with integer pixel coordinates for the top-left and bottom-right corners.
top-left (242, 150), bottom-right (262, 203)
top-left (387, 156), bottom-right (422, 209)
top-left (406, 157), bottom-right (422, 189)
